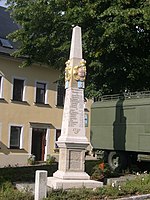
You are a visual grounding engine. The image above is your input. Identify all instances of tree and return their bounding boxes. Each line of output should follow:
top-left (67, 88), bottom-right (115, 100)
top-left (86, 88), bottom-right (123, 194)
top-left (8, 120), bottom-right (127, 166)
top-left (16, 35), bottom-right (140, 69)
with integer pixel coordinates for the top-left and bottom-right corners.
top-left (6, 0), bottom-right (150, 97)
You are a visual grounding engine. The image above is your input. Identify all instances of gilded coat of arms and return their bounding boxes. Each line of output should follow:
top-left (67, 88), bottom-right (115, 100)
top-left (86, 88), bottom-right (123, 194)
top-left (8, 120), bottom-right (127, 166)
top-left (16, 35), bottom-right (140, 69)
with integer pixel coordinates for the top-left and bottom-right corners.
top-left (73, 59), bottom-right (86, 81)
top-left (65, 60), bottom-right (72, 81)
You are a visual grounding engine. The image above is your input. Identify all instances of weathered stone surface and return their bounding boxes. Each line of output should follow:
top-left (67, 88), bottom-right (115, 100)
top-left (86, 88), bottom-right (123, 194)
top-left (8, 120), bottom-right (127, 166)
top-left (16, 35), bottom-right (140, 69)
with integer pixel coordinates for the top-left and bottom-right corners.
top-left (47, 26), bottom-right (103, 189)
top-left (69, 26), bottom-right (82, 61)
top-left (47, 177), bottom-right (103, 190)
top-left (35, 170), bottom-right (47, 200)
top-left (58, 88), bottom-right (88, 143)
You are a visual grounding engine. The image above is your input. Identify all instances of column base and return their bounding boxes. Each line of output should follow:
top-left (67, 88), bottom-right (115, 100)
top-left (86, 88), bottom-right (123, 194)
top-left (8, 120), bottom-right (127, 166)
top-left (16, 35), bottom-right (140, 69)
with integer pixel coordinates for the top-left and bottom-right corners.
top-left (53, 170), bottom-right (90, 180)
top-left (47, 177), bottom-right (103, 190)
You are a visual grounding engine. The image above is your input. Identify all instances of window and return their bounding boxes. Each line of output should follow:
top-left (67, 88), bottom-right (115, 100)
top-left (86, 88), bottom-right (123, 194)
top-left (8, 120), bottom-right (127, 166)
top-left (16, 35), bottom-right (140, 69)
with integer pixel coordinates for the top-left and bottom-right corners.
top-left (36, 82), bottom-right (46, 104)
top-left (56, 84), bottom-right (65, 106)
top-left (0, 76), bottom-right (4, 98)
top-left (85, 114), bottom-right (88, 127)
top-left (55, 129), bottom-right (61, 148)
top-left (13, 78), bottom-right (24, 101)
top-left (0, 38), bottom-right (13, 49)
top-left (10, 126), bottom-right (22, 149)
top-left (0, 76), bottom-right (2, 98)
top-left (0, 122), bottom-right (2, 143)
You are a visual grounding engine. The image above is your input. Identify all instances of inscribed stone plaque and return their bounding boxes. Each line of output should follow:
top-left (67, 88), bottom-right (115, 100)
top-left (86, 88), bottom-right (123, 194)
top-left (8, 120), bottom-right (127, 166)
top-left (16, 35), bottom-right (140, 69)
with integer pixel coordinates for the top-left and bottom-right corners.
top-left (69, 150), bottom-right (82, 170)
top-left (68, 88), bottom-right (84, 129)
top-left (61, 88), bottom-right (85, 136)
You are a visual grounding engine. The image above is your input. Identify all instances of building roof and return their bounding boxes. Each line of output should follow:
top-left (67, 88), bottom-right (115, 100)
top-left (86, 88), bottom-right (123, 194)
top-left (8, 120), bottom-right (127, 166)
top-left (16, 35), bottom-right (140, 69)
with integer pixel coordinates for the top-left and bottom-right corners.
top-left (0, 6), bottom-right (19, 55)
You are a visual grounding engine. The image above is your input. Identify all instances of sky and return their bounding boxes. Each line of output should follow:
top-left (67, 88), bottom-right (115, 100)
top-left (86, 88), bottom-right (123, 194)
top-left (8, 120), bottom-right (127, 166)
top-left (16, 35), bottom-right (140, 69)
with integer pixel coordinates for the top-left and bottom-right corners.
top-left (0, 0), bottom-right (7, 7)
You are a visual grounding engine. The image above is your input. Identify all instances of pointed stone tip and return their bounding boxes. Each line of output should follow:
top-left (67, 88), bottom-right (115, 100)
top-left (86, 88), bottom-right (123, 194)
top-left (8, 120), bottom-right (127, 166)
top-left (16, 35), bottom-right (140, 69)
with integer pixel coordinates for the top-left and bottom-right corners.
top-left (74, 25), bottom-right (81, 29)
top-left (69, 25), bottom-right (82, 60)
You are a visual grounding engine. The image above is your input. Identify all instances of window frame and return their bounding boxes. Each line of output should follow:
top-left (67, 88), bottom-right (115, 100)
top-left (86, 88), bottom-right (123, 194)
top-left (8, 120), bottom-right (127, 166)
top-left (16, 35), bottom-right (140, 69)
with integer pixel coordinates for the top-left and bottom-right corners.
top-left (55, 129), bottom-right (61, 149)
top-left (0, 122), bottom-right (2, 142)
top-left (12, 77), bottom-right (26, 102)
top-left (56, 83), bottom-right (65, 107)
top-left (35, 81), bottom-right (48, 104)
top-left (8, 124), bottom-right (23, 149)
top-left (0, 75), bottom-right (4, 98)
top-left (85, 113), bottom-right (88, 127)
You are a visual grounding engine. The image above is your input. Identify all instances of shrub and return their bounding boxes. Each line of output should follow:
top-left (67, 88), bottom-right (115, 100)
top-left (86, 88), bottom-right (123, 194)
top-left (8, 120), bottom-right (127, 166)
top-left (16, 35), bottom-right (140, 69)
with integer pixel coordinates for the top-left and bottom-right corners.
top-left (0, 164), bottom-right (58, 182)
top-left (46, 155), bottom-right (56, 165)
top-left (27, 155), bottom-right (36, 165)
top-left (91, 162), bottom-right (120, 181)
top-left (45, 188), bottom-right (98, 200)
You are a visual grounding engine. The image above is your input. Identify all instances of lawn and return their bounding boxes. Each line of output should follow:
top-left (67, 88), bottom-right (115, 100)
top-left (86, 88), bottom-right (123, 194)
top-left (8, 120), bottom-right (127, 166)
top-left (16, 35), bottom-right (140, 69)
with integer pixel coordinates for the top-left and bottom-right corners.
top-left (1, 160), bottom-right (150, 199)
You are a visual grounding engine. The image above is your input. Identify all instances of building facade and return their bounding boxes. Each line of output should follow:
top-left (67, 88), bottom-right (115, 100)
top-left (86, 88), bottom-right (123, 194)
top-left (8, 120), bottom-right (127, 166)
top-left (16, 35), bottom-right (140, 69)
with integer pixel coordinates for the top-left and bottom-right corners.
top-left (0, 54), bottom-right (91, 167)
top-left (0, 54), bottom-right (64, 166)
top-left (0, 6), bottom-right (92, 167)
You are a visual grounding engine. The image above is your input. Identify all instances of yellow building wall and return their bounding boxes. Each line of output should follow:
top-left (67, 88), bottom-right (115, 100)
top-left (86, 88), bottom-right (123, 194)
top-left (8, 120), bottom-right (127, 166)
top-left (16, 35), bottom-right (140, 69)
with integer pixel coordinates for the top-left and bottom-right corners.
top-left (0, 55), bottom-right (63, 166)
top-left (0, 55), bottom-right (92, 167)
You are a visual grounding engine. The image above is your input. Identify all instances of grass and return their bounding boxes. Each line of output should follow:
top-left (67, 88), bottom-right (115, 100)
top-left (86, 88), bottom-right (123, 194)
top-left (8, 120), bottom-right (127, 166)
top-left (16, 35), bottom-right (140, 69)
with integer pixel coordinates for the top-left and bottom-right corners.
top-left (0, 181), bottom-right (33, 200)
top-left (1, 176), bottom-right (150, 200)
top-left (44, 173), bottom-right (150, 199)
top-left (0, 160), bottom-right (150, 199)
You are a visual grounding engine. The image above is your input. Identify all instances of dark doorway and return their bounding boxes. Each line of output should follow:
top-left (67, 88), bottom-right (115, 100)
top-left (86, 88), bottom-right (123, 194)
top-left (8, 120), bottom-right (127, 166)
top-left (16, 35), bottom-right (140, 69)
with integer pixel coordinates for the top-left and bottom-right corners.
top-left (31, 128), bottom-right (46, 161)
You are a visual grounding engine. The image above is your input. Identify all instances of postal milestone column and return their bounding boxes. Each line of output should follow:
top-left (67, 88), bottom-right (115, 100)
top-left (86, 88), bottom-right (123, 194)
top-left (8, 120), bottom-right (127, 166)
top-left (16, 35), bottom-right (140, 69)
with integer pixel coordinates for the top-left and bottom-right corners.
top-left (53, 26), bottom-right (90, 180)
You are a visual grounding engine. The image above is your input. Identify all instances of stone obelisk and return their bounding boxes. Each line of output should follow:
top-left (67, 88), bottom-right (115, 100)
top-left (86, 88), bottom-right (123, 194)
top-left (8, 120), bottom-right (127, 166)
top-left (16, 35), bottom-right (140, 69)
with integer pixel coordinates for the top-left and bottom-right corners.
top-left (47, 26), bottom-right (103, 189)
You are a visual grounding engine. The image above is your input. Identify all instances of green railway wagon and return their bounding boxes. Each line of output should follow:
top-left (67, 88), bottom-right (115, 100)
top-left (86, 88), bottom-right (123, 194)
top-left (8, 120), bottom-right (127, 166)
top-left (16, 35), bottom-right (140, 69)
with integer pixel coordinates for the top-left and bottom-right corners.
top-left (91, 91), bottom-right (150, 171)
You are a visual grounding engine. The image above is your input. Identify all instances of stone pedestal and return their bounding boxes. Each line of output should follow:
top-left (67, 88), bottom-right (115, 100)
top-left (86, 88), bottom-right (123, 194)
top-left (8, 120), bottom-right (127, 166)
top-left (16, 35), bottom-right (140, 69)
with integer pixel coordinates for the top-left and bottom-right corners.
top-left (52, 88), bottom-right (89, 179)
top-left (53, 144), bottom-right (90, 180)
top-left (47, 88), bottom-right (103, 189)
top-left (47, 178), bottom-right (103, 190)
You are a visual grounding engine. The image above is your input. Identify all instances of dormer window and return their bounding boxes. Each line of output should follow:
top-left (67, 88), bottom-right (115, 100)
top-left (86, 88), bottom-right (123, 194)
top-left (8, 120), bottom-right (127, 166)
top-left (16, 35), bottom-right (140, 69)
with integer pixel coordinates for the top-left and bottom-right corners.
top-left (0, 38), bottom-right (13, 49)
top-left (0, 76), bottom-right (2, 98)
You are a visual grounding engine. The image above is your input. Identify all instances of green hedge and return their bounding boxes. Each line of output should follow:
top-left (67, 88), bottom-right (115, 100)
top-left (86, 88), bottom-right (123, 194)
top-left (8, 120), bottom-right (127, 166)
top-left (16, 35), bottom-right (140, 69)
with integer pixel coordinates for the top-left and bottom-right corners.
top-left (0, 160), bottom-right (100, 183)
top-left (0, 163), bottom-right (58, 183)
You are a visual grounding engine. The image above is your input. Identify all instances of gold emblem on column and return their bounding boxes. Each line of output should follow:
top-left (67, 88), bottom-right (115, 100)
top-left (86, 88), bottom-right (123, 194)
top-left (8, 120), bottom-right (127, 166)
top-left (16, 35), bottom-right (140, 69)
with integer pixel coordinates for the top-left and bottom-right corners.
top-left (65, 60), bottom-right (72, 81)
top-left (73, 59), bottom-right (86, 81)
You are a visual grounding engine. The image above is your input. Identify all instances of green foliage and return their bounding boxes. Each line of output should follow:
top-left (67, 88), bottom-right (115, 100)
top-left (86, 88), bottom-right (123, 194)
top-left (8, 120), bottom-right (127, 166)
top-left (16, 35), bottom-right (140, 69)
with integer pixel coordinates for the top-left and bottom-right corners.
top-left (0, 181), bottom-right (33, 200)
top-left (1, 163), bottom-right (150, 199)
top-left (46, 155), bottom-right (56, 165)
top-left (0, 160), bottom-right (96, 182)
top-left (91, 163), bottom-right (120, 181)
top-left (0, 164), bottom-right (58, 182)
top-left (6, 0), bottom-right (150, 96)
top-left (45, 174), bottom-right (150, 199)
top-left (1, 175), bottom-right (150, 200)
top-left (122, 174), bottom-right (150, 195)
top-left (27, 154), bottom-right (36, 165)
top-left (0, 176), bottom-right (7, 188)
top-left (45, 188), bottom-right (99, 200)
top-left (85, 160), bottom-right (101, 176)
top-left (91, 165), bottom-right (105, 181)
